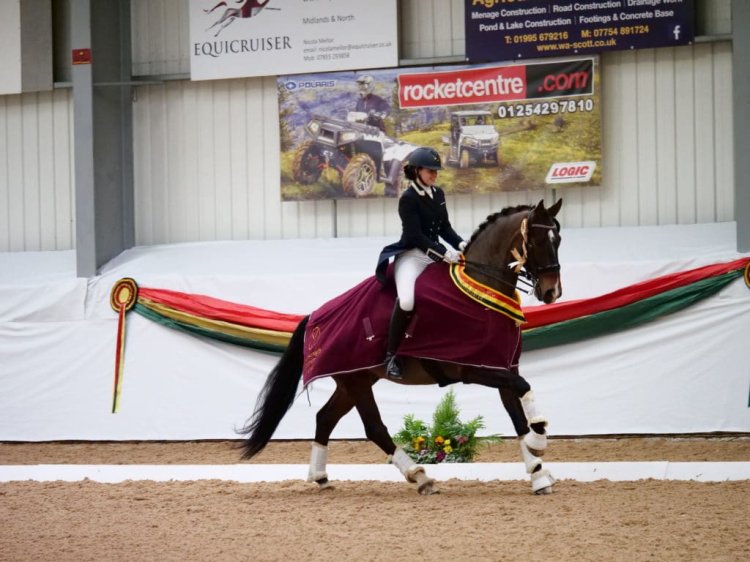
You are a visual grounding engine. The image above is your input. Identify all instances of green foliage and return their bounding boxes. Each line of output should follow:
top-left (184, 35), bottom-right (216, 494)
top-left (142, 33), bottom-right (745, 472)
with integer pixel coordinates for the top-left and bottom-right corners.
top-left (393, 389), bottom-right (501, 464)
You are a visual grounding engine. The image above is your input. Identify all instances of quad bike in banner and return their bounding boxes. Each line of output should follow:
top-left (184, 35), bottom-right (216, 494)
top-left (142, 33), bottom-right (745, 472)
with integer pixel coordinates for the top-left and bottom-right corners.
top-left (443, 110), bottom-right (540, 170)
top-left (443, 110), bottom-right (500, 169)
top-left (292, 112), bottom-right (417, 197)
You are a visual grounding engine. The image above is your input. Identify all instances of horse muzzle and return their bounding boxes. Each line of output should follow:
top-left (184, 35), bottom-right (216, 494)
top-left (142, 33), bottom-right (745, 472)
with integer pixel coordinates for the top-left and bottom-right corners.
top-left (535, 271), bottom-right (562, 304)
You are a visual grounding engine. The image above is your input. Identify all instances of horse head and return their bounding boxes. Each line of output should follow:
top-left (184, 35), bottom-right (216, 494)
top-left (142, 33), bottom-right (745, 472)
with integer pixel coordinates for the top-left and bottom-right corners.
top-left (463, 198), bottom-right (563, 304)
top-left (524, 199), bottom-right (563, 304)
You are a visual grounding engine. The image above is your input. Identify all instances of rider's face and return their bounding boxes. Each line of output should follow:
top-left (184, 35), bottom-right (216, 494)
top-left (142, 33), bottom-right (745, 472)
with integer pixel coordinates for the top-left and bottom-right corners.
top-left (418, 167), bottom-right (438, 187)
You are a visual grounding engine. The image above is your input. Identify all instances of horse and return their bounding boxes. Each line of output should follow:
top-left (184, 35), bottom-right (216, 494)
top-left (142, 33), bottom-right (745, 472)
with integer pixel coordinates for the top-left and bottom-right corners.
top-left (238, 199), bottom-right (563, 495)
top-left (204, 0), bottom-right (273, 37)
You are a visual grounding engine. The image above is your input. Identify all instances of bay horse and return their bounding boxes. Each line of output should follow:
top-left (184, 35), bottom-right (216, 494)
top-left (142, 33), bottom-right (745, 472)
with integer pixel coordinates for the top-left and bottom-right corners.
top-left (239, 199), bottom-right (563, 495)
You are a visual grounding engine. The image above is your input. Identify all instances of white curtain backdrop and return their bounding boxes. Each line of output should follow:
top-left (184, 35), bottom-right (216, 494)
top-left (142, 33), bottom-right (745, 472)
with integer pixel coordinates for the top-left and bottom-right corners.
top-left (1, 222), bottom-right (748, 441)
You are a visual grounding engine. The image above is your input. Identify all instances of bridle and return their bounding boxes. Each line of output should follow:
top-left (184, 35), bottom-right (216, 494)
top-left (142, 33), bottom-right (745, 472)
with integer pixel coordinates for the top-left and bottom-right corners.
top-left (461, 214), bottom-right (561, 295)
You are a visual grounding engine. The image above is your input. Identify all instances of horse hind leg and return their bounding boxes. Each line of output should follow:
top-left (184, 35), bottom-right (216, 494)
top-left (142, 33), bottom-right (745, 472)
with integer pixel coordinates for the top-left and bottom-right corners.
top-left (307, 383), bottom-right (355, 490)
top-left (391, 448), bottom-right (438, 496)
top-left (342, 375), bottom-right (438, 495)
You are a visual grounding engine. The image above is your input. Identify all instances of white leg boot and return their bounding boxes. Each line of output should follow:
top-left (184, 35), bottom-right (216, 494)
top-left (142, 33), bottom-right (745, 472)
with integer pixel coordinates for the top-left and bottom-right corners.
top-left (519, 437), bottom-right (542, 474)
top-left (391, 447), bottom-right (438, 495)
top-left (520, 391), bottom-right (548, 455)
top-left (307, 442), bottom-right (332, 489)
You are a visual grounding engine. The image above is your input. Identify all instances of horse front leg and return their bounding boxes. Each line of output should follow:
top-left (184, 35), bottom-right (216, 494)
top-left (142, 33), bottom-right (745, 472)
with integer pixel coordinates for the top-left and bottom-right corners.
top-left (499, 386), bottom-right (555, 495)
top-left (461, 366), bottom-right (554, 494)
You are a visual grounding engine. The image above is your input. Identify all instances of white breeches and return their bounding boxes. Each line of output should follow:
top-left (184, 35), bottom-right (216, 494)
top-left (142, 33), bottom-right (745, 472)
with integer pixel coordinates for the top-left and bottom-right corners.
top-left (393, 249), bottom-right (433, 311)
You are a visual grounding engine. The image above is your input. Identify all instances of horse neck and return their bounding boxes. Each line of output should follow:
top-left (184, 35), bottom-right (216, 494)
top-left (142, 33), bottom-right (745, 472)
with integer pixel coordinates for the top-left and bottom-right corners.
top-left (464, 213), bottom-right (526, 297)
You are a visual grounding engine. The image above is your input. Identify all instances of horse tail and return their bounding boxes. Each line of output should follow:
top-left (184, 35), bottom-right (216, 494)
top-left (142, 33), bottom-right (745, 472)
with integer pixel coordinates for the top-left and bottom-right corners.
top-left (238, 315), bottom-right (309, 459)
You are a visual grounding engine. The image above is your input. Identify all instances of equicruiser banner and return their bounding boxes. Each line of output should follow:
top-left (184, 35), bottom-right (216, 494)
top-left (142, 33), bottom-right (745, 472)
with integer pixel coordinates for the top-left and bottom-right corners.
top-left (277, 56), bottom-right (601, 201)
top-left (465, 0), bottom-right (694, 62)
top-left (189, 0), bottom-right (397, 81)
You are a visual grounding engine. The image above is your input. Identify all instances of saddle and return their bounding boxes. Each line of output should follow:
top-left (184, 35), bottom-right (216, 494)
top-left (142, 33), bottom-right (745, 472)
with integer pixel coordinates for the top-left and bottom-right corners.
top-left (301, 262), bottom-right (523, 386)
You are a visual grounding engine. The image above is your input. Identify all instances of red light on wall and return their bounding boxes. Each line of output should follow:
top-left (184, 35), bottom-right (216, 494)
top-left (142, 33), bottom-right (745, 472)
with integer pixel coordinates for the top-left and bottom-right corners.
top-left (72, 48), bottom-right (92, 65)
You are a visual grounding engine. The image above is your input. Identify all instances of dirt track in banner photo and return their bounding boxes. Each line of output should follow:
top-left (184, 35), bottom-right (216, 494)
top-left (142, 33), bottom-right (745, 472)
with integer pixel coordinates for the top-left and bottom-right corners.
top-left (1, 437), bottom-right (749, 561)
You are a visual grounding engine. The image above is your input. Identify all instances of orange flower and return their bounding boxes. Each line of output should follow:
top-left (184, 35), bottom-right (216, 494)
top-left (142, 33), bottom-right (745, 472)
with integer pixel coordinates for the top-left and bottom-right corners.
top-left (434, 436), bottom-right (445, 445)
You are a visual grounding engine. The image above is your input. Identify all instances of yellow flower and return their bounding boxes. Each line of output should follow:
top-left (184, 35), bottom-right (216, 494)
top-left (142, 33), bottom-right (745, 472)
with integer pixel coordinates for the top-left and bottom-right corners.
top-left (444, 445), bottom-right (453, 454)
top-left (444, 439), bottom-right (451, 447)
top-left (434, 436), bottom-right (445, 445)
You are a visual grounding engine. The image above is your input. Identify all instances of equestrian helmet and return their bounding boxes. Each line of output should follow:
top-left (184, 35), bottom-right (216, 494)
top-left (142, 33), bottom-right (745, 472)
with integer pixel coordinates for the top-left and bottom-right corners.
top-left (404, 147), bottom-right (442, 180)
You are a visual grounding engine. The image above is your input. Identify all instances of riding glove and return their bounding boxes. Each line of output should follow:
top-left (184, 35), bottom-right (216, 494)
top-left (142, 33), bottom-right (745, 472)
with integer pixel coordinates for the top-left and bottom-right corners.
top-left (444, 249), bottom-right (461, 263)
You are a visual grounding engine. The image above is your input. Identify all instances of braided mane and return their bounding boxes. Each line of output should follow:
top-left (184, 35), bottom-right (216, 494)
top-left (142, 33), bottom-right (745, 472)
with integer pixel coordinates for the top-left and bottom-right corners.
top-left (466, 204), bottom-right (533, 249)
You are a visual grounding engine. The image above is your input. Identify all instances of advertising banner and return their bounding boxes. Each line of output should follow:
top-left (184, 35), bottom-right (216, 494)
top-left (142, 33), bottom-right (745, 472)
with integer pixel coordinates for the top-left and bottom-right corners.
top-left (278, 56), bottom-right (601, 201)
top-left (466, 0), bottom-right (694, 62)
top-left (189, 0), bottom-right (397, 81)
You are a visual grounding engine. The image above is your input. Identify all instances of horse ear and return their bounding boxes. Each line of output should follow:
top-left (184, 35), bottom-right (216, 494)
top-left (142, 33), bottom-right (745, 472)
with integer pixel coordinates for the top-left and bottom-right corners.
top-left (548, 198), bottom-right (563, 217)
top-left (536, 199), bottom-right (545, 210)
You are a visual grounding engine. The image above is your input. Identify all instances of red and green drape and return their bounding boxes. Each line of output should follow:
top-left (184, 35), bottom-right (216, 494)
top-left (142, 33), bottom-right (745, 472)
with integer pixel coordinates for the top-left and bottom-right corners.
top-left (109, 258), bottom-right (750, 412)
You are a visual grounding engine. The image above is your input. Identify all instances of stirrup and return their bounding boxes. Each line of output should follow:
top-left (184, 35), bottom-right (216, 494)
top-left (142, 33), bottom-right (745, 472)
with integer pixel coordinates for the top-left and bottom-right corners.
top-left (385, 353), bottom-right (403, 379)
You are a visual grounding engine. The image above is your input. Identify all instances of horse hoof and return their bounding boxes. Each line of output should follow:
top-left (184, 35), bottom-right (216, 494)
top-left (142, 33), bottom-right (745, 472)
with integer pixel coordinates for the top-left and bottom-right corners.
top-left (530, 468), bottom-right (555, 495)
top-left (418, 479), bottom-right (439, 495)
top-left (316, 478), bottom-right (334, 491)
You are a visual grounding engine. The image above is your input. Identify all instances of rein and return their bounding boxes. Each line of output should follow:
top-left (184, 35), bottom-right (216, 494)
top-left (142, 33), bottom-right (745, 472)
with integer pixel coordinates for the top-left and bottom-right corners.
top-left (461, 218), bottom-right (560, 295)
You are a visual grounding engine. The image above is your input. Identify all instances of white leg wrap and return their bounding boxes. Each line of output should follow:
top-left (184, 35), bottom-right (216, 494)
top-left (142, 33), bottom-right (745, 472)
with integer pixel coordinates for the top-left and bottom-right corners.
top-left (519, 438), bottom-right (542, 474)
top-left (391, 447), bottom-right (424, 483)
top-left (523, 429), bottom-right (547, 455)
top-left (307, 442), bottom-right (328, 483)
top-left (530, 468), bottom-right (555, 495)
top-left (520, 391), bottom-right (549, 429)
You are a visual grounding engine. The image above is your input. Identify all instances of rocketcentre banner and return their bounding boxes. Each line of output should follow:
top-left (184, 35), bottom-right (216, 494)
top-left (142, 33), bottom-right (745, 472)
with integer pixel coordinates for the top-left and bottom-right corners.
top-left (278, 56), bottom-right (601, 201)
top-left (466, 0), bottom-right (694, 62)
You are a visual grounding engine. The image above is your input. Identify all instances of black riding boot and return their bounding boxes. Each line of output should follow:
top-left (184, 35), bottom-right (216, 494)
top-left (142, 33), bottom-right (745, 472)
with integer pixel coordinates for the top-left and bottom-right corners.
top-left (384, 300), bottom-right (412, 379)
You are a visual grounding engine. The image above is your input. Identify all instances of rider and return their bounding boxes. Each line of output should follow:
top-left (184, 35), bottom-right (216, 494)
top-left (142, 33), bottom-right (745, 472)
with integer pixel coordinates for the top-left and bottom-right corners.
top-left (355, 75), bottom-right (389, 132)
top-left (375, 147), bottom-right (467, 379)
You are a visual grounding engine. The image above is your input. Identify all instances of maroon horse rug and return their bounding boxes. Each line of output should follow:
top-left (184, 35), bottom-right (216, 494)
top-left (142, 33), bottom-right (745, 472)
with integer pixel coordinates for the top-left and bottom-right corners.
top-left (302, 262), bottom-right (526, 385)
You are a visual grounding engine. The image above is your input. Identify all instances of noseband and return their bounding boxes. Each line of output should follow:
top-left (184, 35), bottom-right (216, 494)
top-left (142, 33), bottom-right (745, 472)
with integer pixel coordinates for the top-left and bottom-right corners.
top-left (461, 215), bottom-right (560, 295)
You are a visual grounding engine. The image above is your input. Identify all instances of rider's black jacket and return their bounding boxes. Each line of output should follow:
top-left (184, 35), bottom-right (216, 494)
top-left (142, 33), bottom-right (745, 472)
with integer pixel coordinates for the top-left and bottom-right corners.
top-left (375, 182), bottom-right (463, 284)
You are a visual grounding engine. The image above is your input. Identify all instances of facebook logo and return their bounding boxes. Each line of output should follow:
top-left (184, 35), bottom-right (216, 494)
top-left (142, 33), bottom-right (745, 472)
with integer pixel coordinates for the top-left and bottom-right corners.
top-left (673, 25), bottom-right (682, 40)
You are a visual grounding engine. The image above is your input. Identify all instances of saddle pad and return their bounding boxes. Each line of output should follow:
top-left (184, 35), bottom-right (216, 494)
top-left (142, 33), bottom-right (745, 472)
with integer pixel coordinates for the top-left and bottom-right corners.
top-left (301, 262), bottom-right (521, 385)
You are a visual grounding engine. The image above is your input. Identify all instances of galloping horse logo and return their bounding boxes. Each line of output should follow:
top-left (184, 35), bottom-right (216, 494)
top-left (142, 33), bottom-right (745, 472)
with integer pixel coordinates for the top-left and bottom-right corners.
top-left (204, 0), bottom-right (278, 37)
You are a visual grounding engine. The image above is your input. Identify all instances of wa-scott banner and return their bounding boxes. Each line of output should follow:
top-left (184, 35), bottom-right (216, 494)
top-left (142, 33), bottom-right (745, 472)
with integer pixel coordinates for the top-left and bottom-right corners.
top-left (278, 56), bottom-right (601, 201)
top-left (189, 0), bottom-right (397, 81)
top-left (466, 0), bottom-right (694, 62)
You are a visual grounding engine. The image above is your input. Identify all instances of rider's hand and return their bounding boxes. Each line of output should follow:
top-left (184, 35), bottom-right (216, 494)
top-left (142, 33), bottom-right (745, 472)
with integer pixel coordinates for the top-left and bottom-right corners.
top-left (444, 249), bottom-right (461, 264)
top-left (458, 241), bottom-right (467, 252)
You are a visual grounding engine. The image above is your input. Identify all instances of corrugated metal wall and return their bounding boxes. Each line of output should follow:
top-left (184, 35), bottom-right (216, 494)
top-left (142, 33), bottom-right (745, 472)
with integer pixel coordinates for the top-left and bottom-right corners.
top-left (0, 0), bottom-right (735, 250)
top-left (0, 89), bottom-right (74, 251)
